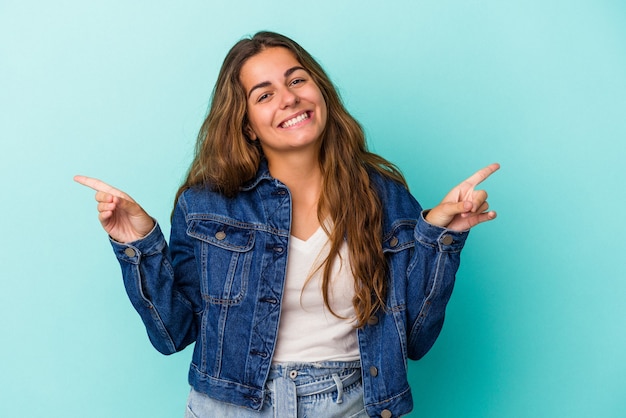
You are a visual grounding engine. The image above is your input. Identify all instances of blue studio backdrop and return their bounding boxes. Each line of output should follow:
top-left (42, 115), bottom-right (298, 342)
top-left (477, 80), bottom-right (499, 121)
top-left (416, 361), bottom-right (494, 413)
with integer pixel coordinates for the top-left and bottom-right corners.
top-left (1, 1), bottom-right (625, 417)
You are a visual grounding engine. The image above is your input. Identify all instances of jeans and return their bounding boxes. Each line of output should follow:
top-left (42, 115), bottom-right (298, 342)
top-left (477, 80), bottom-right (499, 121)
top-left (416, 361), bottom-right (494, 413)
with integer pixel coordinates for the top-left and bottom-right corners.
top-left (185, 361), bottom-right (368, 418)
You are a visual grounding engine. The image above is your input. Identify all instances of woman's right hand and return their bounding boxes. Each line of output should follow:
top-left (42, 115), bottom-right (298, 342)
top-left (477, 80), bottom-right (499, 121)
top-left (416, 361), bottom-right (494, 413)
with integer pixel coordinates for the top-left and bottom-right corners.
top-left (74, 175), bottom-right (155, 243)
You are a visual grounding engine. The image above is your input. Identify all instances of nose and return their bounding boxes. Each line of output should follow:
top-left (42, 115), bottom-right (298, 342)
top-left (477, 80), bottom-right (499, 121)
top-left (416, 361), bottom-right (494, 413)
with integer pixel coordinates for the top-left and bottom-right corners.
top-left (280, 88), bottom-right (300, 108)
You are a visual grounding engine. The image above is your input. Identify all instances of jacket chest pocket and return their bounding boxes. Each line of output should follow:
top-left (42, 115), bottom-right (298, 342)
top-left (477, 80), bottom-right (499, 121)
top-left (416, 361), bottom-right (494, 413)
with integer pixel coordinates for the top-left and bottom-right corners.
top-left (187, 219), bottom-right (255, 305)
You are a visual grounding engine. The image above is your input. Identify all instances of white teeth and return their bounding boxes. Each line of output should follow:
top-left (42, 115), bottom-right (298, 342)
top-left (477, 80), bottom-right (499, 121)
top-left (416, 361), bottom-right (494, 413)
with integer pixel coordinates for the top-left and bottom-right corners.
top-left (282, 113), bottom-right (308, 128)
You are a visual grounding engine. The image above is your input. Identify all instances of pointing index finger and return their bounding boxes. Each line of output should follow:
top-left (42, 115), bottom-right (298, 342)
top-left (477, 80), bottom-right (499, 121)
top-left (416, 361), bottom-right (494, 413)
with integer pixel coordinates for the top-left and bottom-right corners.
top-left (464, 163), bottom-right (500, 187)
top-left (73, 175), bottom-right (132, 200)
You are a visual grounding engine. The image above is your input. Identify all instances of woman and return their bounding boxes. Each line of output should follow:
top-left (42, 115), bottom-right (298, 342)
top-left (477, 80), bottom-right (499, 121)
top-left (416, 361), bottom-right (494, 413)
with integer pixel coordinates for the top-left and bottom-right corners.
top-left (75, 31), bottom-right (498, 418)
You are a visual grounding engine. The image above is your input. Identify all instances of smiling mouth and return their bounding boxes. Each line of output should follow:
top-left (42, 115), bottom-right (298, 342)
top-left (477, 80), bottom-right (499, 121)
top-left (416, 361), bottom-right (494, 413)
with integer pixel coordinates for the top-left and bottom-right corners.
top-left (280, 112), bottom-right (310, 128)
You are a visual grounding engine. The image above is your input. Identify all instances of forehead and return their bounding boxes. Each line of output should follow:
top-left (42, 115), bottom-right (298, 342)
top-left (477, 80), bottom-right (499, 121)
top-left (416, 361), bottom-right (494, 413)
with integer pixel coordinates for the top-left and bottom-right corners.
top-left (239, 47), bottom-right (303, 88)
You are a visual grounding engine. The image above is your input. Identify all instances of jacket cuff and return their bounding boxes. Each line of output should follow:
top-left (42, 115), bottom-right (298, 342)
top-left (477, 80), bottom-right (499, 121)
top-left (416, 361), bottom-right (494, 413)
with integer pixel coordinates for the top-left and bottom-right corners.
top-left (415, 211), bottom-right (469, 252)
top-left (110, 221), bottom-right (167, 265)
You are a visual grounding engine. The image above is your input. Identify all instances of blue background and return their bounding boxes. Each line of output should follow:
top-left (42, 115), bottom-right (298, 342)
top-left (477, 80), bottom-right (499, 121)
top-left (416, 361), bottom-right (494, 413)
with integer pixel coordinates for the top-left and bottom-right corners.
top-left (1, 1), bottom-right (625, 416)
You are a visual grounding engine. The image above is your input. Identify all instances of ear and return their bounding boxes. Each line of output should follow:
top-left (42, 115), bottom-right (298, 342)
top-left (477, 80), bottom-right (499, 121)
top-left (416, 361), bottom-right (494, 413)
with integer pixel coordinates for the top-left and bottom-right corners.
top-left (245, 125), bottom-right (257, 141)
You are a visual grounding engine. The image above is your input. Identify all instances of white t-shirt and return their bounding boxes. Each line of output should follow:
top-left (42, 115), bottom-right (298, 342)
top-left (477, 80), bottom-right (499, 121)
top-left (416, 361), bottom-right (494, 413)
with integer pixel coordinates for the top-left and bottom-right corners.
top-left (272, 225), bottom-right (360, 363)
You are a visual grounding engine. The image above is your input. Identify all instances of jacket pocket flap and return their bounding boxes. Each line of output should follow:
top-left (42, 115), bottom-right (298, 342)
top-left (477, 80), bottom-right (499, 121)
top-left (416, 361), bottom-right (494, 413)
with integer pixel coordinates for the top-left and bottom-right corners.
top-left (187, 220), bottom-right (255, 252)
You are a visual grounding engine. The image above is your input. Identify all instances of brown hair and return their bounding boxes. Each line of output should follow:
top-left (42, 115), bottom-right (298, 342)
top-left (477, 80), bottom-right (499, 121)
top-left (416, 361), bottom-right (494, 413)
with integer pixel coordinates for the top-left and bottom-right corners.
top-left (176, 31), bottom-right (408, 327)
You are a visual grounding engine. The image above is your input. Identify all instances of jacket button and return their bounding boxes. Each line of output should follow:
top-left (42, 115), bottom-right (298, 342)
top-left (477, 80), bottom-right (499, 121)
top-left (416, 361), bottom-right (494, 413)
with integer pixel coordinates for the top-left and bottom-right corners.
top-left (215, 231), bottom-right (226, 240)
top-left (369, 366), bottom-right (378, 377)
top-left (389, 236), bottom-right (399, 247)
top-left (124, 248), bottom-right (136, 257)
top-left (367, 315), bottom-right (379, 326)
top-left (381, 409), bottom-right (392, 418)
top-left (441, 235), bottom-right (453, 245)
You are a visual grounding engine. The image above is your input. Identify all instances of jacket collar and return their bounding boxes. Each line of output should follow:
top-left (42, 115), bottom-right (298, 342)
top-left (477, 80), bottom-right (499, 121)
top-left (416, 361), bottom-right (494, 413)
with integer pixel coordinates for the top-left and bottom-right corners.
top-left (240, 159), bottom-right (275, 192)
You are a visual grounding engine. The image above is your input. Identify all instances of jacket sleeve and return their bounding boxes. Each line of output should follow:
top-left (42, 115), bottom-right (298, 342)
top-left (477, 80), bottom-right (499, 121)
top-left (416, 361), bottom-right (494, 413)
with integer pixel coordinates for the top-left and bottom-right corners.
top-left (110, 196), bottom-right (201, 355)
top-left (406, 212), bottom-right (469, 360)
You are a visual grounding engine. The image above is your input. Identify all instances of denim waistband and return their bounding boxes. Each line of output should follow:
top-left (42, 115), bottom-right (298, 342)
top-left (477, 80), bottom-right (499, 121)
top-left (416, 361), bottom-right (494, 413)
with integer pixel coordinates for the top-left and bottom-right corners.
top-left (269, 360), bottom-right (361, 378)
top-left (266, 361), bottom-right (362, 417)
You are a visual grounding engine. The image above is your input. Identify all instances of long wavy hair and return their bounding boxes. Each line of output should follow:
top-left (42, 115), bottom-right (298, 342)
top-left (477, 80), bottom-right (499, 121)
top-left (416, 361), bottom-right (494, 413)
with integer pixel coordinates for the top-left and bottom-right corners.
top-left (176, 31), bottom-right (408, 328)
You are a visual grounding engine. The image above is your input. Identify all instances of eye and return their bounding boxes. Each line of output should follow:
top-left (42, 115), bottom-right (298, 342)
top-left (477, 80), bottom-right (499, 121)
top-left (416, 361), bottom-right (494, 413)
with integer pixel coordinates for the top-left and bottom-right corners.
top-left (289, 78), bottom-right (306, 87)
top-left (257, 92), bottom-right (272, 103)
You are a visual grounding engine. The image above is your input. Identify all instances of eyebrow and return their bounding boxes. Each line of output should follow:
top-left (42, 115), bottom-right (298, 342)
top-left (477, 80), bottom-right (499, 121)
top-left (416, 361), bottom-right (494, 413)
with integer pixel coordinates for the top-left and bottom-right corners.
top-left (247, 66), bottom-right (307, 99)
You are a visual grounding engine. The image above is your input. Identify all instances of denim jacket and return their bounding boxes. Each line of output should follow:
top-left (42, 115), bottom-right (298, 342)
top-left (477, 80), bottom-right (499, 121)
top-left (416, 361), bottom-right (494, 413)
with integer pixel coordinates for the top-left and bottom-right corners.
top-left (111, 163), bottom-right (468, 418)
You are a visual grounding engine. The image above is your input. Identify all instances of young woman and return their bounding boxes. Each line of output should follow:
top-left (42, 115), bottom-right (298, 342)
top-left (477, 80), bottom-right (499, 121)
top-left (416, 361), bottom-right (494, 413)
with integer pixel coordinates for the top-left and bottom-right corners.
top-left (75, 31), bottom-right (499, 418)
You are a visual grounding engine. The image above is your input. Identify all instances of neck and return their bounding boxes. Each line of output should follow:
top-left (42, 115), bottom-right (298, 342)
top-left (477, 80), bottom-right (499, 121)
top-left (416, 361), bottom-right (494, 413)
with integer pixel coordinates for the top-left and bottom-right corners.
top-left (266, 149), bottom-right (322, 192)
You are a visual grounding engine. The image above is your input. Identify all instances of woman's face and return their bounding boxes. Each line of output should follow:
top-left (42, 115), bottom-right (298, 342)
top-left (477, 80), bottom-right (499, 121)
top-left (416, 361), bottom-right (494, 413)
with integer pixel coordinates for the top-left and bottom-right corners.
top-left (240, 47), bottom-right (327, 162)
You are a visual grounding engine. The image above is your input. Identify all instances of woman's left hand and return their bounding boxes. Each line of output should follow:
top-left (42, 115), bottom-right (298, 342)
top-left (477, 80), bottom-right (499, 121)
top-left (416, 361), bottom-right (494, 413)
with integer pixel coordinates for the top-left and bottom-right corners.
top-left (425, 163), bottom-right (500, 231)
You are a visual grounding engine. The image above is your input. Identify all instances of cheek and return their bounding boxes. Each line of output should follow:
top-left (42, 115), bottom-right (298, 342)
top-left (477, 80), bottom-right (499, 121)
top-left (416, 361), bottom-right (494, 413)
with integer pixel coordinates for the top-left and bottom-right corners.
top-left (316, 91), bottom-right (328, 122)
top-left (319, 100), bottom-right (328, 126)
top-left (246, 109), bottom-right (266, 134)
